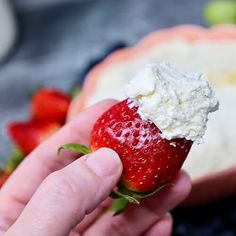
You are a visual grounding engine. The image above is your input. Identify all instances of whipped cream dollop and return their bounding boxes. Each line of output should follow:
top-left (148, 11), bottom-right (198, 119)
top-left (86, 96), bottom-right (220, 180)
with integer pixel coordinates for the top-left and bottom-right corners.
top-left (125, 62), bottom-right (219, 144)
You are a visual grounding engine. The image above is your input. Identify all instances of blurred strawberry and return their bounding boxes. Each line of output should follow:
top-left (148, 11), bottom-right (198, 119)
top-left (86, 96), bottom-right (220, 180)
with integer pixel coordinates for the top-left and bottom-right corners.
top-left (8, 121), bottom-right (61, 155)
top-left (0, 172), bottom-right (10, 188)
top-left (31, 88), bottom-right (71, 124)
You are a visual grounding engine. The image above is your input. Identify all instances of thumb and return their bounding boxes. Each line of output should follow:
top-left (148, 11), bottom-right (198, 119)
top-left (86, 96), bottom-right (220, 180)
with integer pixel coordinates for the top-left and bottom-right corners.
top-left (6, 148), bottom-right (122, 236)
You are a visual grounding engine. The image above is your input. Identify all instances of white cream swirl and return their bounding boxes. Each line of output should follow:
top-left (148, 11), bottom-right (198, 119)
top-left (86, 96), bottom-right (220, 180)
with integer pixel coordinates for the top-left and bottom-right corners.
top-left (125, 62), bottom-right (219, 144)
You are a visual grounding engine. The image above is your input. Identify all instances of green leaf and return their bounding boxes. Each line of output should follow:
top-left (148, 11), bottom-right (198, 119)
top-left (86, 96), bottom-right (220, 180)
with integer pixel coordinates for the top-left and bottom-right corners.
top-left (70, 86), bottom-right (81, 99)
top-left (109, 197), bottom-right (129, 216)
top-left (131, 184), bottom-right (172, 198)
top-left (4, 148), bottom-right (24, 173)
top-left (57, 143), bottom-right (92, 155)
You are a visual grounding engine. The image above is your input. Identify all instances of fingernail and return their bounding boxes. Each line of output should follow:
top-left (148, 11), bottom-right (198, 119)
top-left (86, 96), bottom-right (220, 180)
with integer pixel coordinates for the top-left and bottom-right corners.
top-left (85, 148), bottom-right (121, 176)
top-left (164, 213), bottom-right (173, 221)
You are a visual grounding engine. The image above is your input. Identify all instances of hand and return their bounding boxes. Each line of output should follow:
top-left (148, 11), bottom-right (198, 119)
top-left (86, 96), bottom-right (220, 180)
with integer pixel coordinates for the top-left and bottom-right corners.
top-left (0, 100), bottom-right (191, 236)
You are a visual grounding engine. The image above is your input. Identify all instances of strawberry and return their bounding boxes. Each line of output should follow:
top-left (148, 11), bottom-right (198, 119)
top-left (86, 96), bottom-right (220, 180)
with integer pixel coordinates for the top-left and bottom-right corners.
top-left (31, 88), bottom-right (71, 124)
top-left (8, 121), bottom-right (61, 155)
top-left (58, 99), bottom-right (192, 214)
top-left (90, 99), bottom-right (192, 193)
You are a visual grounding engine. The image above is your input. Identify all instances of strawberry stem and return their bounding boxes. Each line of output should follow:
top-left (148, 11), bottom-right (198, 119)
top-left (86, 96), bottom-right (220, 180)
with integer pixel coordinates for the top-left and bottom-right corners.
top-left (111, 190), bottom-right (140, 204)
top-left (109, 182), bottom-right (172, 215)
top-left (130, 183), bottom-right (173, 198)
top-left (57, 143), bottom-right (92, 155)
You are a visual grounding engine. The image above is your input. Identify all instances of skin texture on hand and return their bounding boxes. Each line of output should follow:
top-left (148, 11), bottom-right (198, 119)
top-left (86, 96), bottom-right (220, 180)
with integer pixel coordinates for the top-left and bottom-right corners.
top-left (0, 100), bottom-right (191, 236)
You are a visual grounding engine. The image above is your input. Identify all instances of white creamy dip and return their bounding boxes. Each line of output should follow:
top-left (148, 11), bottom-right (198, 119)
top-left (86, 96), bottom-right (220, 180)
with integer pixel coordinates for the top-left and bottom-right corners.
top-left (125, 62), bottom-right (219, 143)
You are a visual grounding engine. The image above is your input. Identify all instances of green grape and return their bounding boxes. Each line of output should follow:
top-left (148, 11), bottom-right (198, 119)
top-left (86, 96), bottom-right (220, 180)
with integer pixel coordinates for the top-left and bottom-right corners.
top-left (204, 0), bottom-right (236, 26)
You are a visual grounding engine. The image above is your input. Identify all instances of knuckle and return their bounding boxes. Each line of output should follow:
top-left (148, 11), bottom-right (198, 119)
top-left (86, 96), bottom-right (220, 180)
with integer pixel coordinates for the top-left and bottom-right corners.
top-left (43, 171), bottom-right (80, 202)
top-left (66, 122), bottom-right (84, 144)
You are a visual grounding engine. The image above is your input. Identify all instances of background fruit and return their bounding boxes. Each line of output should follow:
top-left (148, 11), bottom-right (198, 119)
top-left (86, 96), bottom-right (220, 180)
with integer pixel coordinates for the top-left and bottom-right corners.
top-left (8, 120), bottom-right (60, 155)
top-left (31, 88), bottom-right (71, 124)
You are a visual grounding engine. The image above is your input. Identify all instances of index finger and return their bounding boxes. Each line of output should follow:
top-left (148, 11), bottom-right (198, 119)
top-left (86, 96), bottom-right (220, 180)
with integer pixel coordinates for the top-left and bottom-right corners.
top-left (0, 99), bottom-right (117, 229)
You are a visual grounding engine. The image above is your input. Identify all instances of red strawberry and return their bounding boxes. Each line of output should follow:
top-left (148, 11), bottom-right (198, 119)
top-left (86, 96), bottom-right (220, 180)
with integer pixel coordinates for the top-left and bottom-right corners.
top-left (90, 99), bottom-right (193, 193)
top-left (31, 88), bottom-right (71, 124)
top-left (8, 121), bottom-right (61, 155)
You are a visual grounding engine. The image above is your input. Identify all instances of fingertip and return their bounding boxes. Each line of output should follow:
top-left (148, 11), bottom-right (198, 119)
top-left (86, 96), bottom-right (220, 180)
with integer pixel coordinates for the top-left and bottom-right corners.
top-left (84, 99), bottom-right (118, 115)
top-left (84, 148), bottom-right (122, 177)
top-left (173, 170), bottom-right (192, 199)
top-left (99, 98), bottom-right (119, 104)
top-left (164, 212), bottom-right (173, 223)
top-left (99, 147), bottom-right (122, 166)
